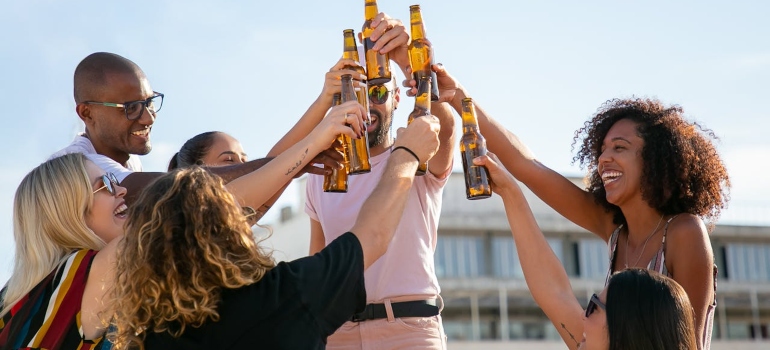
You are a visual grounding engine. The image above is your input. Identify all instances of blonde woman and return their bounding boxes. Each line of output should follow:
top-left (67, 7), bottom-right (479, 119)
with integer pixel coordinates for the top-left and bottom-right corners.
top-left (0, 153), bottom-right (125, 349)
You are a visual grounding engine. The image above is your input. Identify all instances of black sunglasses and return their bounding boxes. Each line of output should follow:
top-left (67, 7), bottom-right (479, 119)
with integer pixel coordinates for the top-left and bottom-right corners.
top-left (93, 172), bottom-right (120, 196)
top-left (367, 84), bottom-right (391, 105)
top-left (585, 293), bottom-right (606, 318)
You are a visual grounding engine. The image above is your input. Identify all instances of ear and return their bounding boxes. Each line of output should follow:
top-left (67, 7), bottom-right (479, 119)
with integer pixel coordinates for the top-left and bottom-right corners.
top-left (393, 86), bottom-right (401, 105)
top-left (76, 103), bottom-right (95, 128)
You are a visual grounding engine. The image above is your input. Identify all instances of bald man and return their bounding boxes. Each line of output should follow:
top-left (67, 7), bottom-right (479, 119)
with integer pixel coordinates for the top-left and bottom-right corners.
top-left (51, 52), bottom-right (340, 210)
top-left (50, 52), bottom-right (154, 181)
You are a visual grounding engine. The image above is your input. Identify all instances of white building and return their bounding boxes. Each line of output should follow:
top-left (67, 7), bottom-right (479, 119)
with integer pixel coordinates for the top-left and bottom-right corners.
top-left (260, 173), bottom-right (770, 349)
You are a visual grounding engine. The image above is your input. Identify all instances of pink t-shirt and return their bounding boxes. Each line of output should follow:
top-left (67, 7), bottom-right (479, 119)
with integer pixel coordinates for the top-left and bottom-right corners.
top-left (305, 148), bottom-right (449, 302)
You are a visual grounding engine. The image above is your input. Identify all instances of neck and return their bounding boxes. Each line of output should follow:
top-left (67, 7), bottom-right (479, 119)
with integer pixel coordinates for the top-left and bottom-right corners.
top-left (84, 130), bottom-right (130, 167)
top-left (369, 136), bottom-right (394, 157)
top-left (622, 204), bottom-right (665, 245)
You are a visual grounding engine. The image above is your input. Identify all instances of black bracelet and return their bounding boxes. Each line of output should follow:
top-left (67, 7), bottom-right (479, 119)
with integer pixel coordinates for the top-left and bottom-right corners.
top-left (391, 146), bottom-right (421, 163)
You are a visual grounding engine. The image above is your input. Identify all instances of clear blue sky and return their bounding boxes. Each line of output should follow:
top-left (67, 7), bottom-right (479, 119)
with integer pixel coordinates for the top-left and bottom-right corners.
top-left (1, 0), bottom-right (768, 284)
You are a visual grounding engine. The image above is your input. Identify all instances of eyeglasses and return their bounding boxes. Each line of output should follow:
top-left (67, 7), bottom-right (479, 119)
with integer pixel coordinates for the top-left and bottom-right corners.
top-left (367, 84), bottom-right (391, 105)
top-left (585, 293), bottom-right (606, 318)
top-left (93, 173), bottom-right (120, 196)
top-left (84, 91), bottom-right (164, 120)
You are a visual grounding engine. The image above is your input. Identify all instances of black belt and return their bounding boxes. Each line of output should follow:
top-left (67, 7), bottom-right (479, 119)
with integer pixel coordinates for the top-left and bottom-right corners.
top-left (351, 299), bottom-right (439, 322)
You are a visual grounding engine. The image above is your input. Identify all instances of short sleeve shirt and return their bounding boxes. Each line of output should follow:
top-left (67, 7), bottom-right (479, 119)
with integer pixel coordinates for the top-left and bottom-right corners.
top-left (142, 232), bottom-right (366, 350)
top-left (49, 134), bottom-right (141, 182)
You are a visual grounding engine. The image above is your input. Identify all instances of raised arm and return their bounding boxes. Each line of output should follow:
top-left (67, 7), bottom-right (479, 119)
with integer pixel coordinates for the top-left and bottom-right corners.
top-left (476, 153), bottom-right (584, 349)
top-left (226, 101), bottom-right (366, 211)
top-left (350, 115), bottom-right (440, 269)
top-left (268, 59), bottom-right (367, 157)
top-left (431, 64), bottom-right (616, 239)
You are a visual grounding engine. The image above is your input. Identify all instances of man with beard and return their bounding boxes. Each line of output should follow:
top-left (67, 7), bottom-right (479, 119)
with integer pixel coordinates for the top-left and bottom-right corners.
top-left (51, 52), bottom-right (345, 213)
top-left (298, 13), bottom-right (455, 349)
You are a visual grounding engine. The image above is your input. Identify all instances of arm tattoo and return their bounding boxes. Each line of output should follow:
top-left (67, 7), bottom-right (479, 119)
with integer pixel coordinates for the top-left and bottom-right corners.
top-left (285, 148), bottom-right (309, 175)
top-left (561, 323), bottom-right (581, 348)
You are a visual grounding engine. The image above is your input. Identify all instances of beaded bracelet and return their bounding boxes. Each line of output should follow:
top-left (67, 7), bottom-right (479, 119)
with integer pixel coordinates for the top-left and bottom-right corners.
top-left (391, 146), bottom-right (421, 163)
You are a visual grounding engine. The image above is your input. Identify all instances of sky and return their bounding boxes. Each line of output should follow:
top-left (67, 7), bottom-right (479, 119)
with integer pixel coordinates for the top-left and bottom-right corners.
top-left (0, 0), bottom-right (768, 285)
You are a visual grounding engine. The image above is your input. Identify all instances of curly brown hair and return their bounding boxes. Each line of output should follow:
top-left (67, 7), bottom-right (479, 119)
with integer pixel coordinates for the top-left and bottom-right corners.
top-left (109, 167), bottom-right (275, 349)
top-left (572, 97), bottom-right (730, 229)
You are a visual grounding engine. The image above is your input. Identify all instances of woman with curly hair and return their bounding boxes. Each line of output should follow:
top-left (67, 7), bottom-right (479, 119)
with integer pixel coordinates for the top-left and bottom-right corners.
top-left (426, 65), bottom-right (729, 349)
top-left (108, 116), bottom-right (441, 349)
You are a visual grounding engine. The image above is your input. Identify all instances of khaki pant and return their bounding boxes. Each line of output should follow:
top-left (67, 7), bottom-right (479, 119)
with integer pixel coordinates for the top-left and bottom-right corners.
top-left (326, 296), bottom-right (447, 350)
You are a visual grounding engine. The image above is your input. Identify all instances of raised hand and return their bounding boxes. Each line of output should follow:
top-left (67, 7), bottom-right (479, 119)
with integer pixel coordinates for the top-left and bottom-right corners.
top-left (393, 114), bottom-right (441, 164)
top-left (321, 58), bottom-right (367, 102)
top-left (403, 63), bottom-right (461, 104)
top-left (362, 12), bottom-right (411, 74)
top-left (472, 152), bottom-right (518, 193)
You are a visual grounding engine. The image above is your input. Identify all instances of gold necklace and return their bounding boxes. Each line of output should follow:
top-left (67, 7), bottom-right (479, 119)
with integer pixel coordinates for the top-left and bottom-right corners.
top-left (625, 214), bottom-right (665, 268)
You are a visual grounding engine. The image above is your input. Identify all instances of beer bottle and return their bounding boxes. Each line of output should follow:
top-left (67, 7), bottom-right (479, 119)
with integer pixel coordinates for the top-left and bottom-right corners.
top-left (459, 98), bottom-right (492, 200)
top-left (339, 72), bottom-right (371, 174)
top-left (407, 76), bottom-right (431, 176)
top-left (408, 5), bottom-right (439, 101)
top-left (362, 0), bottom-right (391, 84)
top-left (323, 92), bottom-right (350, 192)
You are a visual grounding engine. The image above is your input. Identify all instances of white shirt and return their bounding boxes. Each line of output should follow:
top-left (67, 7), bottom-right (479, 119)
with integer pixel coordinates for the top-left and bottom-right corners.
top-left (49, 134), bottom-right (142, 182)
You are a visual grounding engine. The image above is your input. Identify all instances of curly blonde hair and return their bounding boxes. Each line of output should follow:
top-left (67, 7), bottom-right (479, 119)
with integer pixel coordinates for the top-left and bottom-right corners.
top-left (109, 167), bottom-right (275, 349)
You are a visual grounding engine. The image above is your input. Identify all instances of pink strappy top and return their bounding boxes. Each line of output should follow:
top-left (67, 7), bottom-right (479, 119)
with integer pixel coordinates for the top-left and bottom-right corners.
top-left (605, 215), bottom-right (717, 350)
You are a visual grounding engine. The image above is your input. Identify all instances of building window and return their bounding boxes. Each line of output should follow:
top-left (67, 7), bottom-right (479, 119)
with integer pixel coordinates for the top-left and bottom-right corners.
top-left (579, 239), bottom-right (610, 280)
top-left (489, 236), bottom-right (563, 279)
top-left (436, 235), bottom-right (486, 278)
top-left (725, 244), bottom-right (770, 282)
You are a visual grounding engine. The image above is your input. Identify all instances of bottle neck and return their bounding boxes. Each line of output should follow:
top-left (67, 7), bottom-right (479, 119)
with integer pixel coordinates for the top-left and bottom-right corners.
top-left (341, 79), bottom-right (357, 103)
top-left (414, 78), bottom-right (431, 111)
top-left (364, 1), bottom-right (378, 21)
top-left (343, 33), bottom-right (359, 61)
top-left (410, 11), bottom-right (426, 41)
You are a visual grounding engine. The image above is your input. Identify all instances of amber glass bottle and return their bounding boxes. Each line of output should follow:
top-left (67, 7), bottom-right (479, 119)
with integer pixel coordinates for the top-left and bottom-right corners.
top-left (408, 5), bottom-right (439, 101)
top-left (459, 98), bottom-right (492, 199)
top-left (362, 0), bottom-right (391, 84)
top-left (323, 92), bottom-right (350, 192)
top-left (406, 76), bottom-right (431, 176)
top-left (338, 72), bottom-right (371, 174)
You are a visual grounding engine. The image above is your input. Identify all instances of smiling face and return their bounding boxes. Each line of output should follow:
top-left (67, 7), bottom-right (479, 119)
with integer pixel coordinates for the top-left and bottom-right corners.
top-left (580, 289), bottom-right (610, 350)
top-left (81, 70), bottom-right (155, 166)
top-left (84, 161), bottom-right (128, 243)
top-left (367, 78), bottom-right (399, 153)
top-left (201, 133), bottom-right (247, 166)
top-left (597, 118), bottom-right (645, 207)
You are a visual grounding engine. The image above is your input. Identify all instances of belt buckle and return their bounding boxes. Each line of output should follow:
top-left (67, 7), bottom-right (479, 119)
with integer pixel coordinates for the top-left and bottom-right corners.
top-left (350, 304), bottom-right (374, 322)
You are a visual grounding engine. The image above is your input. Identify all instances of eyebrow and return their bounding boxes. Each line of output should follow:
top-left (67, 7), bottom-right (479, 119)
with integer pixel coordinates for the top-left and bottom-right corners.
top-left (219, 151), bottom-right (248, 158)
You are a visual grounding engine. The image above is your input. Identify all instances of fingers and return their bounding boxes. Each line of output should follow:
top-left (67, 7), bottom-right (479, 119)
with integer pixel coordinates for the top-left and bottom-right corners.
top-left (402, 66), bottom-right (418, 97)
top-left (473, 152), bottom-right (515, 191)
top-left (327, 101), bottom-right (367, 139)
top-left (393, 115), bottom-right (441, 163)
top-left (311, 148), bottom-right (346, 171)
top-left (302, 164), bottom-right (330, 176)
top-left (372, 21), bottom-right (408, 53)
top-left (369, 14), bottom-right (409, 52)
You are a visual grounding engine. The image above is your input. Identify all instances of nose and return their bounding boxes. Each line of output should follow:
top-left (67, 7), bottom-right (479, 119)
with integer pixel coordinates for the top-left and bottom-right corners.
top-left (115, 184), bottom-right (128, 198)
top-left (597, 148), bottom-right (611, 169)
top-left (137, 105), bottom-right (156, 126)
